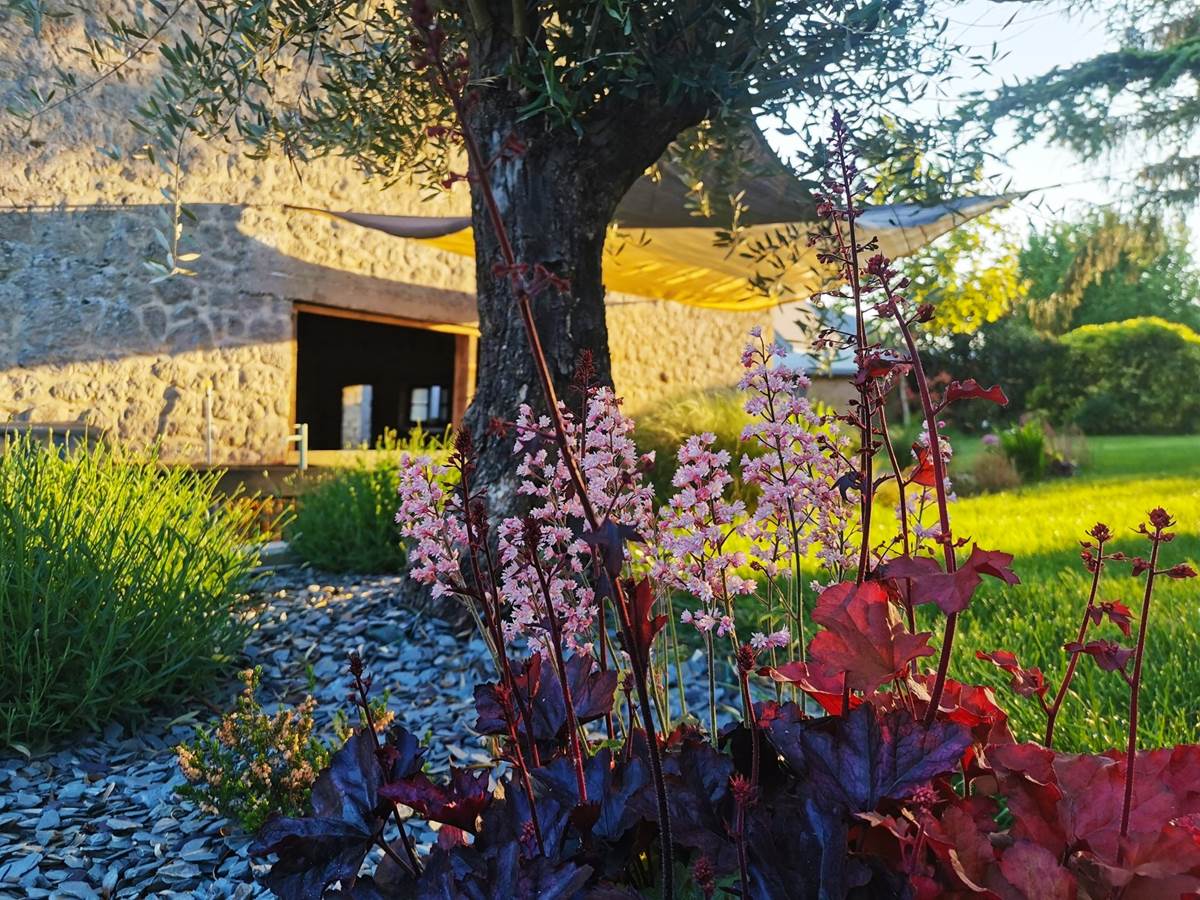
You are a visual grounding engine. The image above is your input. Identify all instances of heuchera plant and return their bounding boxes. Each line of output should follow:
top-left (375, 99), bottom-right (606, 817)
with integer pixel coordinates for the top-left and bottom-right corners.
top-left (243, 4), bottom-right (1200, 898)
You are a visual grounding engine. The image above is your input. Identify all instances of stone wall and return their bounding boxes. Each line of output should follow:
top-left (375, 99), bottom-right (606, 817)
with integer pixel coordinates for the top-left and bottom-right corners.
top-left (0, 4), bottom-right (770, 464)
top-left (606, 298), bottom-right (770, 413)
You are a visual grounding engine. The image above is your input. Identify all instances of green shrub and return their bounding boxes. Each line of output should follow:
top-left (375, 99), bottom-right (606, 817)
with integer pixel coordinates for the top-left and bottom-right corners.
top-left (1030, 317), bottom-right (1200, 434)
top-left (923, 318), bottom-right (1062, 429)
top-left (969, 449), bottom-right (1022, 494)
top-left (999, 419), bottom-right (1048, 481)
top-left (177, 667), bottom-right (331, 833)
top-left (285, 428), bottom-right (448, 573)
top-left (0, 437), bottom-right (257, 747)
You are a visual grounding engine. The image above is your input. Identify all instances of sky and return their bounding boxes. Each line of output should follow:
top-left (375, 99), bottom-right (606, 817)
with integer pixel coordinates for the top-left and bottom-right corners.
top-left (931, 0), bottom-right (1119, 237)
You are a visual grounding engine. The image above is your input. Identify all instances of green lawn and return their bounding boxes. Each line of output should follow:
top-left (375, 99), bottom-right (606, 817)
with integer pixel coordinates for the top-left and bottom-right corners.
top-left (700, 435), bottom-right (1200, 752)
top-left (942, 434), bottom-right (1200, 751)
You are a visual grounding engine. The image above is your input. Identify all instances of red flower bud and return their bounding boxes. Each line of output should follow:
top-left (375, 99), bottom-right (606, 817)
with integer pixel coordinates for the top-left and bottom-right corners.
top-left (1149, 507), bottom-right (1174, 530)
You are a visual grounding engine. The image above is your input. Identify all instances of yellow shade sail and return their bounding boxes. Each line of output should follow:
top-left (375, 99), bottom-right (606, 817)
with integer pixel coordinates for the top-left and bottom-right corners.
top-left (290, 192), bottom-right (1013, 313)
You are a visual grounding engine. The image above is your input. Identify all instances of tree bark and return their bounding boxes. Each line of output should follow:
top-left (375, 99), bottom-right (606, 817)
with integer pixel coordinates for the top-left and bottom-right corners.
top-left (461, 29), bottom-right (709, 513)
top-left (463, 121), bottom-right (621, 510)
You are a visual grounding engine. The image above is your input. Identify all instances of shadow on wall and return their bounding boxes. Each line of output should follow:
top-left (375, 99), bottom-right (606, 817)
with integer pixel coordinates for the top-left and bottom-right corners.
top-left (0, 204), bottom-right (477, 463)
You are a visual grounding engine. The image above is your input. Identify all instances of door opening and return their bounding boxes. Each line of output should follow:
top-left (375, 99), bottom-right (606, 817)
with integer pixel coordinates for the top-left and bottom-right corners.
top-left (295, 310), bottom-right (458, 450)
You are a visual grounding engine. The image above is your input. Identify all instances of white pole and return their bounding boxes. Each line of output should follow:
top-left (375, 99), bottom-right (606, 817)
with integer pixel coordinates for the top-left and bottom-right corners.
top-left (204, 387), bottom-right (214, 466)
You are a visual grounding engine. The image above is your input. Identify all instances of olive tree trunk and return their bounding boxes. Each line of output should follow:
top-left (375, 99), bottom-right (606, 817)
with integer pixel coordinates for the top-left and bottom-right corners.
top-left (461, 44), bottom-right (707, 513)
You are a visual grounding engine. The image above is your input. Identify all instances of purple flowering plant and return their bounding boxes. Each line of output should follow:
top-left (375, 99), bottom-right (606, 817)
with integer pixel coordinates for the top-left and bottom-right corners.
top-left (242, 5), bottom-right (1200, 898)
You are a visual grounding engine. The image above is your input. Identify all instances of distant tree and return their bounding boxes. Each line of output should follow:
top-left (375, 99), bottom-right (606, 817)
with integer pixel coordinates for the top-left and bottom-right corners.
top-left (901, 214), bottom-right (1028, 335)
top-left (974, 0), bottom-right (1200, 208)
top-left (6, 0), bottom-right (982, 497)
top-left (1018, 211), bottom-right (1200, 334)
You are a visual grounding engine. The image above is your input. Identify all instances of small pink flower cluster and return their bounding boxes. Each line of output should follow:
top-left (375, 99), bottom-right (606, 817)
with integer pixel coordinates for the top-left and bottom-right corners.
top-left (498, 389), bottom-right (655, 652)
top-left (580, 387), bottom-right (656, 536)
top-left (749, 628), bottom-right (790, 652)
top-left (394, 454), bottom-right (466, 598)
top-left (737, 331), bottom-right (856, 573)
top-left (655, 433), bottom-right (754, 631)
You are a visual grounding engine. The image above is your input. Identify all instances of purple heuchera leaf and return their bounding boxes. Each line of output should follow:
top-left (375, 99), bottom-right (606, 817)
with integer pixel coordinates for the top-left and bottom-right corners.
top-left (532, 748), bottom-right (647, 842)
top-left (415, 844), bottom-right (592, 900)
top-left (473, 653), bottom-right (615, 743)
top-left (580, 518), bottom-right (642, 581)
top-left (632, 729), bottom-right (739, 875)
top-left (563, 655), bottom-right (619, 725)
top-left (379, 766), bottom-right (491, 833)
top-left (250, 731), bottom-right (386, 900)
top-left (765, 702), bottom-right (972, 813)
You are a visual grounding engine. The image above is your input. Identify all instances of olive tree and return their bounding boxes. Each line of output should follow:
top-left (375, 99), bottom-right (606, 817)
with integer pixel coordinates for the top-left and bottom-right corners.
top-left (10, 0), bottom-right (974, 494)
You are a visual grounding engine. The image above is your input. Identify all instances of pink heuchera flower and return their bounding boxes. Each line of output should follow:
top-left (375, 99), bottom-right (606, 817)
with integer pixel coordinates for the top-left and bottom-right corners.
top-left (656, 432), bottom-right (754, 631)
top-left (394, 454), bottom-right (467, 599)
top-left (498, 389), bottom-right (655, 653)
top-left (736, 332), bottom-right (856, 574)
top-left (750, 628), bottom-right (790, 651)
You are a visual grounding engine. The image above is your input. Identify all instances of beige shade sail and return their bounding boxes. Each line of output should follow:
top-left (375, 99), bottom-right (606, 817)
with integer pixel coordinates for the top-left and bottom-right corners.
top-left (288, 136), bottom-right (1015, 311)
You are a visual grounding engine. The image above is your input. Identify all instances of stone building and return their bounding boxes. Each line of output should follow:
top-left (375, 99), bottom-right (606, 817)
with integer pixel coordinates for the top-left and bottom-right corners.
top-left (0, 15), bottom-right (782, 466)
top-left (0, 9), bottom-right (1002, 466)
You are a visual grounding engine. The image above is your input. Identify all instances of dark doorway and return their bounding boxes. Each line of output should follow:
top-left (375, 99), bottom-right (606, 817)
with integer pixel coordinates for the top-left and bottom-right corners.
top-left (296, 311), bottom-right (457, 450)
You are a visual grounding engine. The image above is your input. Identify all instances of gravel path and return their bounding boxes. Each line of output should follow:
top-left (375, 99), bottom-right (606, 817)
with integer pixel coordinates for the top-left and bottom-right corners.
top-left (0, 573), bottom-right (495, 899)
top-left (0, 571), bottom-right (741, 899)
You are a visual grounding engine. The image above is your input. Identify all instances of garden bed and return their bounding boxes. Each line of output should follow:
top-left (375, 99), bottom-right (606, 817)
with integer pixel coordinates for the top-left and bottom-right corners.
top-left (0, 572), bottom-right (493, 899)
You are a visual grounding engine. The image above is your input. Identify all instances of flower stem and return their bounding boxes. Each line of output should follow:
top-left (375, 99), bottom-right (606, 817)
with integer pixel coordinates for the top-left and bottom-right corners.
top-left (1044, 536), bottom-right (1106, 748)
top-left (1121, 532), bottom-right (1162, 839)
top-left (886, 303), bottom-right (958, 723)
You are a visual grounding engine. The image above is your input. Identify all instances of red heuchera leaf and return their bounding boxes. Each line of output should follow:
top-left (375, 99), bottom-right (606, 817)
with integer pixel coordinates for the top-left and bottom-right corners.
top-left (1065, 639), bottom-right (1133, 672)
top-left (987, 743), bottom-right (1068, 855)
top-left (993, 840), bottom-right (1077, 900)
top-left (910, 445), bottom-right (938, 487)
top-left (945, 378), bottom-right (1009, 408)
top-left (882, 546), bottom-right (1019, 615)
top-left (761, 661), bottom-right (863, 715)
top-left (923, 799), bottom-right (1001, 894)
top-left (1088, 600), bottom-right (1133, 637)
top-left (624, 577), bottom-right (666, 665)
top-left (990, 741), bottom-right (1200, 887)
top-left (1070, 823), bottom-right (1200, 899)
top-left (808, 581), bottom-right (935, 692)
top-left (379, 766), bottom-right (491, 833)
top-left (976, 649), bottom-right (1049, 698)
top-left (908, 674), bottom-right (1014, 748)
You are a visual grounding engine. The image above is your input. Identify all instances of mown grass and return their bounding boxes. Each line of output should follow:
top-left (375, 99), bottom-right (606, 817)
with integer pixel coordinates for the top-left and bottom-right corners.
top-left (942, 434), bottom-right (1200, 752)
top-left (673, 434), bottom-right (1200, 753)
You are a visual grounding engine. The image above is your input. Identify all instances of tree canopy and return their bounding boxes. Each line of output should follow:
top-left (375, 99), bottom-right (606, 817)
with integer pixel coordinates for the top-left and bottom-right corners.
top-left (1019, 211), bottom-right (1200, 334)
top-left (973, 0), bottom-right (1200, 208)
top-left (8, 0), bottom-right (984, 277)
